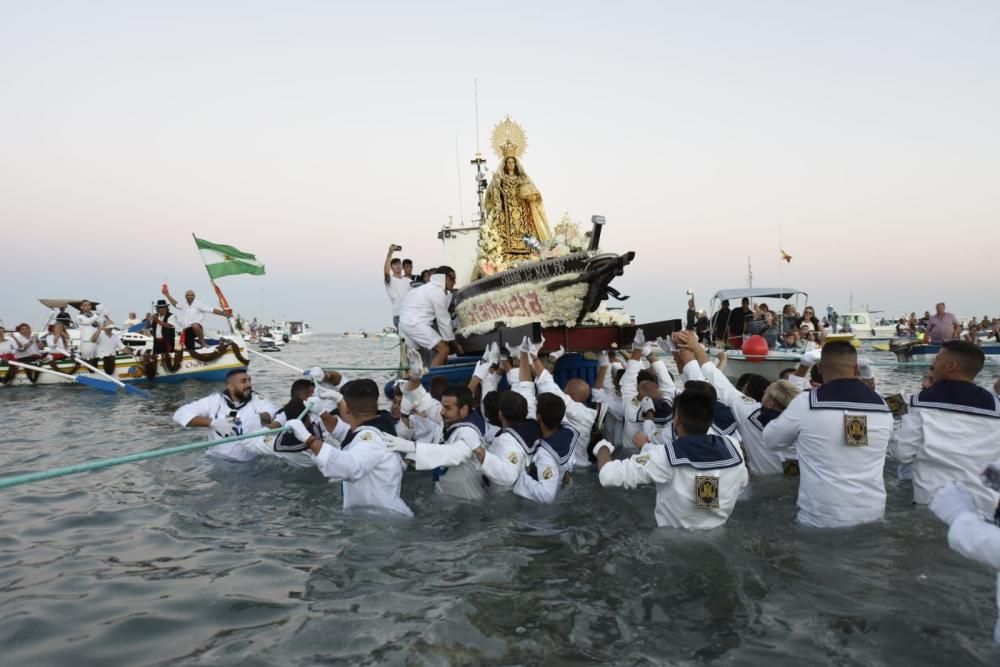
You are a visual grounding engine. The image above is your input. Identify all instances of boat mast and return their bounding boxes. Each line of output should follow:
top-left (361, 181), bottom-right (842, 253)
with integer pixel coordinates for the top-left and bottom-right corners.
top-left (470, 79), bottom-right (487, 225)
top-left (746, 256), bottom-right (753, 289)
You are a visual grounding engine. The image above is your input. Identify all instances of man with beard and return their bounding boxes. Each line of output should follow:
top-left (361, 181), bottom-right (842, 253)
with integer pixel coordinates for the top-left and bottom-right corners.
top-left (172, 368), bottom-right (277, 462)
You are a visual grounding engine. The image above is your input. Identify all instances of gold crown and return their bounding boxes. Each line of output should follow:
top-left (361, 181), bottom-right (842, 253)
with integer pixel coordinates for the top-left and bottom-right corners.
top-left (491, 116), bottom-right (527, 160)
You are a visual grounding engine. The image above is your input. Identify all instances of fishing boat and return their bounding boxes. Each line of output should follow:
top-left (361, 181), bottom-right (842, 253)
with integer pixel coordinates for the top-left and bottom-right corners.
top-left (890, 340), bottom-right (1000, 366)
top-left (837, 311), bottom-right (898, 341)
top-left (706, 287), bottom-right (810, 382)
top-left (0, 339), bottom-right (251, 387)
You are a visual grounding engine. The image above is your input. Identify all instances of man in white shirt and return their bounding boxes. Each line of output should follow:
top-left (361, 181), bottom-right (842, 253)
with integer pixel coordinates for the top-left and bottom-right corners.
top-left (162, 287), bottom-right (231, 350)
top-left (76, 299), bottom-right (107, 361)
top-left (398, 266), bottom-right (457, 367)
top-left (172, 368), bottom-right (277, 462)
top-left (763, 341), bottom-right (893, 528)
top-left (383, 244), bottom-right (411, 329)
top-left (889, 340), bottom-right (1000, 514)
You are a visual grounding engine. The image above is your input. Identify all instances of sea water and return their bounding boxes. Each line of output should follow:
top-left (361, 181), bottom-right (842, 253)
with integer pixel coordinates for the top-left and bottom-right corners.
top-left (0, 336), bottom-right (997, 665)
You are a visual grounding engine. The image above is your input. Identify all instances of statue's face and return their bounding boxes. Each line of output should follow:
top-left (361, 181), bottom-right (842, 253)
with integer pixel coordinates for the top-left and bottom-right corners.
top-left (505, 158), bottom-right (515, 174)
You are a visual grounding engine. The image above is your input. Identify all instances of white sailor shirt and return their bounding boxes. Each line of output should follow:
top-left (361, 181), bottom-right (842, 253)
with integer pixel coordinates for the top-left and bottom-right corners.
top-left (598, 434), bottom-right (748, 530)
top-left (889, 380), bottom-right (1000, 513)
top-left (764, 379), bottom-right (893, 528)
top-left (172, 391), bottom-right (278, 462)
top-left (312, 416), bottom-right (412, 517)
top-left (946, 511), bottom-right (1000, 644)
top-left (535, 369), bottom-right (596, 469)
top-left (482, 421), bottom-right (539, 493)
top-left (513, 426), bottom-right (575, 504)
top-left (701, 360), bottom-right (790, 476)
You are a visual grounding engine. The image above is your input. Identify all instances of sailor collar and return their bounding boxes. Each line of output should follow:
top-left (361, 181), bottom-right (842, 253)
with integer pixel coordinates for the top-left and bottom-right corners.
top-left (664, 434), bottom-right (743, 470)
top-left (502, 420), bottom-right (541, 454)
top-left (343, 413), bottom-right (397, 448)
top-left (444, 410), bottom-right (487, 440)
top-left (713, 402), bottom-right (738, 436)
top-left (537, 426), bottom-right (575, 466)
top-left (747, 405), bottom-right (782, 432)
top-left (809, 379), bottom-right (889, 413)
top-left (221, 390), bottom-right (253, 412)
top-left (911, 380), bottom-right (1000, 418)
top-left (636, 397), bottom-right (673, 425)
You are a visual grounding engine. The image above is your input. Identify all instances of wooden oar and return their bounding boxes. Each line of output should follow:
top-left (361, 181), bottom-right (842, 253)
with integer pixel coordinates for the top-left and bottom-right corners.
top-left (73, 356), bottom-right (151, 397)
top-left (6, 359), bottom-right (118, 393)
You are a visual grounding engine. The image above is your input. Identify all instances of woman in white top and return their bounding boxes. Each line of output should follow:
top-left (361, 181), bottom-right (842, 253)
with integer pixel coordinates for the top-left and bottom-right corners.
top-left (0, 326), bottom-right (16, 360)
top-left (45, 322), bottom-right (72, 360)
top-left (12, 323), bottom-right (45, 362)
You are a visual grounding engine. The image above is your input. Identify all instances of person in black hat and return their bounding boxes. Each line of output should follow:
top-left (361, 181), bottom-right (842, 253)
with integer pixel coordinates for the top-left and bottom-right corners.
top-left (149, 299), bottom-right (177, 354)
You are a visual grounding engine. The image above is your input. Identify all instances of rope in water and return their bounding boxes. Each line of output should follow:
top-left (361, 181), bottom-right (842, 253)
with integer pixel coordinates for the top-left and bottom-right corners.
top-left (0, 426), bottom-right (289, 490)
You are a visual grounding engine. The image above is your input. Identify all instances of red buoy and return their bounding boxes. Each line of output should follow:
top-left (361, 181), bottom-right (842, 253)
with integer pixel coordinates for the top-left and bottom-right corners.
top-left (741, 335), bottom-right (769, 362)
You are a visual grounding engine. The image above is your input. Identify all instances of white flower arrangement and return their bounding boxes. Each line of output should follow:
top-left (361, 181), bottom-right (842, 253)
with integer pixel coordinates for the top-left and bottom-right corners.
top-left (582, 308), bottom-right (631, 327)
top-left (456, 273), bottom-right (589, 336)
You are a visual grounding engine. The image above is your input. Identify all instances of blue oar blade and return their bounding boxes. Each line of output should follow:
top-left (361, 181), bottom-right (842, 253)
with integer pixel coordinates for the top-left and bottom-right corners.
top-left (76, 375), bottom-right (120, 393)
top-left (122, 383), bottom-right (152, 397)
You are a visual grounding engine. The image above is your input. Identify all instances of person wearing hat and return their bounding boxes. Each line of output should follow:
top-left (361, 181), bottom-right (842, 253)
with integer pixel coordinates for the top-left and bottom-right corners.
top-left (149, 299), bottom-right (177, 354)
top-left (172, 367), bottom-right (277, 462)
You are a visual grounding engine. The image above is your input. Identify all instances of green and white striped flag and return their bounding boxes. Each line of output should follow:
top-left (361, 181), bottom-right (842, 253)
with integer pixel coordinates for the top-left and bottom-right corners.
top-left (194, 237), bottom-right (266, 279)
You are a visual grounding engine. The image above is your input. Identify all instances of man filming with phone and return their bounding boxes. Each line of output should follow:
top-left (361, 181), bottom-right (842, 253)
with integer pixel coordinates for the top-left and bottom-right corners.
top-left (383, 243), bottom-right (411, 330)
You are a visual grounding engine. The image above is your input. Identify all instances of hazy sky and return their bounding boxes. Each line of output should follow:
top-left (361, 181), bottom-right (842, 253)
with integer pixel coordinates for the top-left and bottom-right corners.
top-left (3, 1), bottom-right (998, 332)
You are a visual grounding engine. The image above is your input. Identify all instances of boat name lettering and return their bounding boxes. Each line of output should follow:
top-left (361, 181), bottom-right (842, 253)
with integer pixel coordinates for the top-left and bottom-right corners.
top-left (463, 290), bottom-right (545, 326)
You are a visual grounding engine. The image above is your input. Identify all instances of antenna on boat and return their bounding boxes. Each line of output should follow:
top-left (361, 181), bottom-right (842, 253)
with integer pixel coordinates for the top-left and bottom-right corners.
top-left (470, 78), bottom-right (487, 225)
top-left (455, 134), bottom-right (465, 226)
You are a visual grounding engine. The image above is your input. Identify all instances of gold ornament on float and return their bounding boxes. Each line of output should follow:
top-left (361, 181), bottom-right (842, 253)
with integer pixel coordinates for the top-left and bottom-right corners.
top-left (491, 116), bottom-right (527, 160)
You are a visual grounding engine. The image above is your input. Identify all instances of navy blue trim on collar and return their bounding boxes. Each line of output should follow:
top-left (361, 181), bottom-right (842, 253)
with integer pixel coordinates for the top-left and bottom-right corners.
top-left (502, 420), bottom-right (541, 454)
top-left (664, 434), bottom-right (743, 470)
top-left (809, 379), bottom-right (889, 412)
top-left (537, 427), bottom-right (574, 466)
top-left (713, 402), bottom-right (737, 436)
top-left (444, 410), bottom-right (487, 441)
top-left (343, 414), bottom-right (397, 448)
top-left (748, 406), bottom-right (781, 432)
top-left (912, 380), bottom-right (1000, 418)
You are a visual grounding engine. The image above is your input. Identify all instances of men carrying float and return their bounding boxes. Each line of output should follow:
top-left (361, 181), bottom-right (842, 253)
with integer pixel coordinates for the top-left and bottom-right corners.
top-left (162, 287), bottom-right (231, 350)
top-left (172, 368), bottom-right (277, 462)
top-left (384, 349), bottom-right (488, 501)
top-left (397, 266), bottom-right (458, 368)
top-left (284, 379), bottom-right (412, 517)
top-left (594, 388), bottom-right (748, 529)
top-left (621, 330), bottom-right (677, 452)
top-left (889, 340), bottom-right (1000, 514)
top-left (676, 330), bottom-right (802, 476)
top-left (763, 341), bottom-right (893, 528)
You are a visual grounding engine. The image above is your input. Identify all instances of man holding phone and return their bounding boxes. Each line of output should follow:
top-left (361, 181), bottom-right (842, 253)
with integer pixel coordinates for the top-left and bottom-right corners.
top-left (383, 243), bottom-right (411, 330)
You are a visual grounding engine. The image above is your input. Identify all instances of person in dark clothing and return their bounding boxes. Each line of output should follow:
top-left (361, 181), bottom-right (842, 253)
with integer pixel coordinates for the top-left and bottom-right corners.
top-left (726, 297), bottom-right (751, 346)
top-left (711, 300), bottom-right (731, 345)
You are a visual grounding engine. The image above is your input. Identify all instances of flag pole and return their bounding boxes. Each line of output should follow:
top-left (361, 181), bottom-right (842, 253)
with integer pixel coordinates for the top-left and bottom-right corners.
top-left (192, 233), bottom-right (237, 336)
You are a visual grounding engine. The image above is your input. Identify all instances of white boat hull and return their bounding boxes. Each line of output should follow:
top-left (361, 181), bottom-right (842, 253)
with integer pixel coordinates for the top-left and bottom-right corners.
top-left (710, 348), bottom-right (802, 382)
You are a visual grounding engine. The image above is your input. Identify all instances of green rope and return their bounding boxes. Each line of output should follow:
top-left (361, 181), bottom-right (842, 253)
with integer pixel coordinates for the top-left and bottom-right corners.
top-left (0, 426), bottom-right (291, 490)
top-left (333, 366), bottom-right (407, 372)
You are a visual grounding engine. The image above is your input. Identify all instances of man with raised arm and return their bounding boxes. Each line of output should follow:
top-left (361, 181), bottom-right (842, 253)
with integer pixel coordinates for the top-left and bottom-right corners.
top-left (595, 388), bottom-right (748, 529)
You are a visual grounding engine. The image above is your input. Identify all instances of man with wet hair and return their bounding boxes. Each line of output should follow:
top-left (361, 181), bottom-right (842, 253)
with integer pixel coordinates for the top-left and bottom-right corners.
top-left (594, 387), bottom-right (748, 529)
top-left (173, 368), bottom-right (277, 462)
top-left (513, 390), bottom-right (576, 504)
top-left (384, 354), bottom-right (488, 501)
top-left (763, 341), bottom-right (893, 528)
top-left (890, 340), bottom-right (1000, 514)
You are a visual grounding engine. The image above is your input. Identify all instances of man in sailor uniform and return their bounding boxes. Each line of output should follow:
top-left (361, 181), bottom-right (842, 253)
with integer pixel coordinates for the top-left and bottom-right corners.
top-left (246, 379), bottom-right (343, 469)
top-left (621, 332), bottom-right (677, 452)
top-left (474, 389), bottom-right (539, 493)
top-left (172, 368), bottom-right (277, 462)
top-left (595, 389), bottom-right (748, 530)
top-left (526, 342), bottom-right (597, 470)
top-left (467, 343), bottom-right (503, 444)
top-left (592, 351), bottom-right (626, 449)
top-left (512, 392), bottom-right (577, 504)
top-left (930, 476), bottom-right (1000, 644)
top-left (385, 362), bottom-right (488, 501)
top-left (397, 266), bottom-right (457, 367)
top-left (889, 341), bottom-right (1000, 514)
top-left (763, 341), bottom-right (894, 528)
top-left (677, 332), bottom-right (802, 476)
top-left (285, 379), bottom-right (412, 517)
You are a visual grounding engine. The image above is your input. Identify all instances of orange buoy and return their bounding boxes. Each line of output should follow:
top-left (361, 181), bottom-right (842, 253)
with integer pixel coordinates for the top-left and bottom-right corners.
top-left (741, 335), bottom-right (769, 362)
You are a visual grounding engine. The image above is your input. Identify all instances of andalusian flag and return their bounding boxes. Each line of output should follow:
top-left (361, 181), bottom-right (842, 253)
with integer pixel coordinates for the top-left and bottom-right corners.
top-left (193, 237), bottom-right (266, 279)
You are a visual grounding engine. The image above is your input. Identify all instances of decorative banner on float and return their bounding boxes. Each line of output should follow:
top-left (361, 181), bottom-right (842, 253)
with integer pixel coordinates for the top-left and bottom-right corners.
top-left (456, 274), bottom-right (589, 337)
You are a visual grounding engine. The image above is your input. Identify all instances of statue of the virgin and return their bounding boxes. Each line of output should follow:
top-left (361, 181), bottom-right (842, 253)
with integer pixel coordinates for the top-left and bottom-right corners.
top-left (479, 117), bottom-right (551, 273)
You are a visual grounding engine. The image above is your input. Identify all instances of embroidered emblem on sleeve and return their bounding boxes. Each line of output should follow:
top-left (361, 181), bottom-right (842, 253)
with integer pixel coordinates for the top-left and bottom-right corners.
top-left (542, 466), bottom-right (555, 480)
top-left (695, 475), bottom-right (720, 509)
top-left (361, 432), bottom-right (374, 441)
top-left (741, 395), bottom-right (756, 403)
top-left (844, 414), bottom-right (868, 446)
top-left (635, 454), bottom-right (650, 466)
top-left (507, 451), bottom-right (519, 465)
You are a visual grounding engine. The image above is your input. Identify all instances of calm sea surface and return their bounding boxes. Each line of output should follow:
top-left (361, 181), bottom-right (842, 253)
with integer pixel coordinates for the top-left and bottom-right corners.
top-left (1, 335), bottom-right (997, 665)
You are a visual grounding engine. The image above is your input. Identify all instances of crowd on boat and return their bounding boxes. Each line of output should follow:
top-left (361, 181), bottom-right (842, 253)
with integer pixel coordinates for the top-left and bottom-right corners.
top-left (172, 326), bottom-right (1000, 641)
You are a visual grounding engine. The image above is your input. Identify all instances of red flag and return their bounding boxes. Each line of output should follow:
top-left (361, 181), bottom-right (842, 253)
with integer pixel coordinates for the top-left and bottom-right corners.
top-left (211, 280), bottom-right (232, 313)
